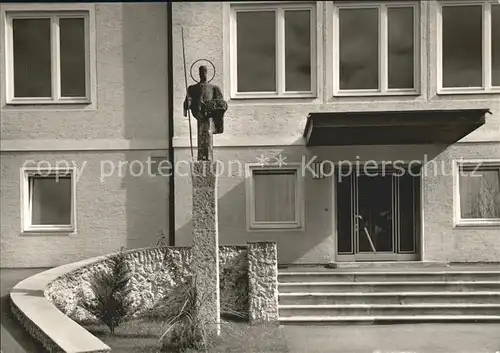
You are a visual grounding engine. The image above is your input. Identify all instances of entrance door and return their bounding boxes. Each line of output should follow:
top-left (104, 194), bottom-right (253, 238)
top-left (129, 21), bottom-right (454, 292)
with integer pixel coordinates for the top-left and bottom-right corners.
top-left (335, 167), bottom-right (420, 261)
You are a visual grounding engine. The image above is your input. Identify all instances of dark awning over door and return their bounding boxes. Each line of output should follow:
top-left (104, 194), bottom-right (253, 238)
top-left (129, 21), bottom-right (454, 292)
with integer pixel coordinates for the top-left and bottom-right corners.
top-left (303, 109), bottom-right (489, 146)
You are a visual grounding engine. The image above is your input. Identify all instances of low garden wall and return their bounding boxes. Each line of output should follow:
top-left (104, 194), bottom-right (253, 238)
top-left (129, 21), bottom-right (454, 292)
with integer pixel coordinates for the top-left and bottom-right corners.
top-left (45, 242), bottom-right (278, 325)
top-left (12, 242), bottom-right (278, 352)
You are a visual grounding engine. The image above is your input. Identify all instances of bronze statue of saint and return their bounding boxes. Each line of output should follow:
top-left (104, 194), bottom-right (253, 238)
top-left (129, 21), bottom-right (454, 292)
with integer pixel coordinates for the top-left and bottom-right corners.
top-left (183, 65), bottom-right (227, 161)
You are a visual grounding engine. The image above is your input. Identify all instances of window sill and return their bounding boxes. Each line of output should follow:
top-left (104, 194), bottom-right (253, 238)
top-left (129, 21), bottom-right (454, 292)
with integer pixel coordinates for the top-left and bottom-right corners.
top-left (333, 90), bottom-right (420, 97)
top-left (231, 92), bottom-right (317, 100)
top-left (7, 98), bottom-right (91, 105)
top-left (454, 220), bottom-right (500, 228)
top-left (437, 88), bottom-right (500, 95)
top-left (248, 223), bottom-right (304, 232)
top-left (21, 227), bottom-right (75, 235)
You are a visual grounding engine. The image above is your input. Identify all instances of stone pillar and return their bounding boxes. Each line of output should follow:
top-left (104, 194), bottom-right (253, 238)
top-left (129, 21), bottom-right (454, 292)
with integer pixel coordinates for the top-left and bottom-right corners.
top-left (247, 241), bottom-right (279, 324)
top-left (197, 118), bottom-right (213, 161)
top-left (191, 161), bottom-right (220, 336)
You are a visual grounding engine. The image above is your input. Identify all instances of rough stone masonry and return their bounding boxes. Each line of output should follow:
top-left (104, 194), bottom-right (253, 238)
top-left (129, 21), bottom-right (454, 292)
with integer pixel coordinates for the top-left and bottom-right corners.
top-left (191, 161), bottom-right (221, 335)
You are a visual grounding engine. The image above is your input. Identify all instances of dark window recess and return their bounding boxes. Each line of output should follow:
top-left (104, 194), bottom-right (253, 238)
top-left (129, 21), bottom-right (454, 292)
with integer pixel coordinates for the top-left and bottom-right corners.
top-left (236, 11), bottom-right (276, 92)
top-left (336, 172), bottom-right (353, 254)
top-left (60, 18), bottom-right (86, 97)
top-left (13, 18), bottom-right (52, 98)
top-left (399, 174), bottom-right (416, 253)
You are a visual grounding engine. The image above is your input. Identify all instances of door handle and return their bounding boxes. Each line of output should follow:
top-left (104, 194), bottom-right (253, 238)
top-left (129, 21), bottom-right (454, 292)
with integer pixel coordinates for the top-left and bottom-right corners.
top-left (355, 214), bottom-right (376, 253)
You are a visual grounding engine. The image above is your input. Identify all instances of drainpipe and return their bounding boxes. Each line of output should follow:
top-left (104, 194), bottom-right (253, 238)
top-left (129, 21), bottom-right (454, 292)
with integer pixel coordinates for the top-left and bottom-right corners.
top-left (167, 2), bottom-right (175, 246)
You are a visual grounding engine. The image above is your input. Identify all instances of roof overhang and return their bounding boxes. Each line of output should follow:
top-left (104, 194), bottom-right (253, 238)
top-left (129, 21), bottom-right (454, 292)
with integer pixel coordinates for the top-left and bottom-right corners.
top-left (304, 109), bottom-right (489, 146)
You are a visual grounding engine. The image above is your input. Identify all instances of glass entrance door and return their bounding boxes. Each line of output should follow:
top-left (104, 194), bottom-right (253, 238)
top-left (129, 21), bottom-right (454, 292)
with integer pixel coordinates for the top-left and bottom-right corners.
top-left (357, 174), bottom-right (394, 256)
top-left (336, 168), bottom-right (420, 261)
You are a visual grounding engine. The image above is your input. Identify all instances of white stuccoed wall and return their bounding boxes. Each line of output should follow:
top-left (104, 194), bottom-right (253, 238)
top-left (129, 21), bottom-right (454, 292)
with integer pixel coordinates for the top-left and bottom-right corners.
top-left (172, 1), bottom-right (500, 263)
top-left (0, 3), bottom-right (170, 267)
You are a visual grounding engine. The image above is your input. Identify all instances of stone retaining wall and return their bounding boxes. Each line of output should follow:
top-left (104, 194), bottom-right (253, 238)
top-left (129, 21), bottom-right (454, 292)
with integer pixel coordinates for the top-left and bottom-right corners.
top-left (248, 242), bottom-right (279, 323)
top-left (44, 243), bottom-right (277, 324)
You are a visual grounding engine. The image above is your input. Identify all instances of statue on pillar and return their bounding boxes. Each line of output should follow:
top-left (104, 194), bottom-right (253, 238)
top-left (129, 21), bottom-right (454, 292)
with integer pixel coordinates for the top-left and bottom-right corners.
top-left (182, 61), bottom-right (226, 337)
top-left (183, 64), bottom-right (228, 161)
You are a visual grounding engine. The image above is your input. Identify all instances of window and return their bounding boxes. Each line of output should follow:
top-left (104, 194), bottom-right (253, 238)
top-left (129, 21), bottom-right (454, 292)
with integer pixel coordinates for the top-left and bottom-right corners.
top-left (438, 2), bottom-right (500, 93)
top-left (334, 2), bottom-right (419, 95)
top-left (246, 164), bottom-right (304, 230)
top-left (5, 10), bottom-right (91, 104)
top-left (230, 3), bottom-right (316, 98)
top-left (455, 160), bottom-right (500, 227)
top-left (21, 168), bottom-right (76, 233)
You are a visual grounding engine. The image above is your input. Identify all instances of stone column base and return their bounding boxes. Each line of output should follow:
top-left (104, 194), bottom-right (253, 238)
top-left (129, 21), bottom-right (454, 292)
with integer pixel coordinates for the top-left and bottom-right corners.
top-left (191, 161), bottom-right (220, 336)
top-left (248, 241), bottom-right (279, 324)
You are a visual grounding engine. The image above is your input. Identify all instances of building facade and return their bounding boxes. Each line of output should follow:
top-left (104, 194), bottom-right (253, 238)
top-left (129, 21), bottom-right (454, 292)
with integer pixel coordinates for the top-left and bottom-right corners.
top-left (173, 1), bottom-right (500, 264)
top-left (1, 1), bottom-right (499, 268)
top-left (0, 3), bottom-right (171, 267)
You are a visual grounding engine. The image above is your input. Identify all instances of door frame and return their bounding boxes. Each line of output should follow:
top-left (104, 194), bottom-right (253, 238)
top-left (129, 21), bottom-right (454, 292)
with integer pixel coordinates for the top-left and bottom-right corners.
top-left (331, 164), bottom-right (423, 262)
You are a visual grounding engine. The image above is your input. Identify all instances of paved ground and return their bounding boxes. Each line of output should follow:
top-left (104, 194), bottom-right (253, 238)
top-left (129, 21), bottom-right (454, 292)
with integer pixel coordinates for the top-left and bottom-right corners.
top-left (1, 268), bottom-right (49, 353)
top-left (283, 323), bottom-right (500, 353)
top-left (1, 268), bottom-right (500, 353)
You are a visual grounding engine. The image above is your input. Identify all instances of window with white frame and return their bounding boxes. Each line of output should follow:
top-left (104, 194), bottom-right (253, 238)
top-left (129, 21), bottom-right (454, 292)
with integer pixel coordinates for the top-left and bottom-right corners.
top-left (334, 2), bottom-right (419, 95)
top-left (22, 168), bottom-right (76, 233)
top-left (5, 11), bottom-right (90, 103)
top-left (230, 3), bottom-right (316, 98)
top-left (246, 165), bottom-right (304, 230)
top-left (438, 2), bottom-right (500, 93)
top-left (455, 161), bottom-right (500, 226)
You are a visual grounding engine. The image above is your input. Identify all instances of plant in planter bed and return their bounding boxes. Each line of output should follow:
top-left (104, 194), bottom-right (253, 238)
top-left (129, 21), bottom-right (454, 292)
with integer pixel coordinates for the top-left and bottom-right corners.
top-left (79, 248), bottom-right (136, 334)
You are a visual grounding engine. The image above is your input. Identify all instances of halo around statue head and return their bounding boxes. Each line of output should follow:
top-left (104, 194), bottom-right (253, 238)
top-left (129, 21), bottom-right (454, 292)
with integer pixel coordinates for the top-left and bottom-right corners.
top-left (190, 59), bottom-right (216, 83)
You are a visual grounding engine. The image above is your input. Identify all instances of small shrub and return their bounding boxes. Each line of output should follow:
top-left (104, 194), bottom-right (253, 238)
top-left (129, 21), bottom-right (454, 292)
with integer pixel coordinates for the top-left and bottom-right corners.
top-left (154, 276), bottom-right (214, 353)
top-left (156, 230), bottom-right (168, 247)
top-left (79, 248), bottom-right (136, 334)
top-left (219, 267), bottom-right (248, 321)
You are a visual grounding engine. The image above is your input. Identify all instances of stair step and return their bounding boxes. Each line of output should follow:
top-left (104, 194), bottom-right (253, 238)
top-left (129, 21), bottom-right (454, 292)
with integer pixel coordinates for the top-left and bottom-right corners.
top-left (279, 291), bottom-right (500, 305)
top-left (290, 261), bottom-right (451, 270)
top-left (278, 271), bottom-right (500, 283)
top-left (278, 304), bottom-right (500, 317)
top-left (278, 281), bottom-right (500, 293)
top-left (279, 315), bottom-right (500, 324)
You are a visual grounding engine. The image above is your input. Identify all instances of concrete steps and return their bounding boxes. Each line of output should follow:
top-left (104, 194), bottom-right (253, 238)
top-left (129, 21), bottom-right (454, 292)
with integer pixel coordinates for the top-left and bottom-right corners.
top-left (278, 267), bottom-right (500, 324)
top-left (279, 271), bottom-right (500, 283)
top-left (279, 315), bottom-right (500, 324)
top-left (279, 292), bottom-right (500, 305)
top-left (279, 281), bottom-right (500, 293)
top-left (279, 303), bottom-right (500, 317)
